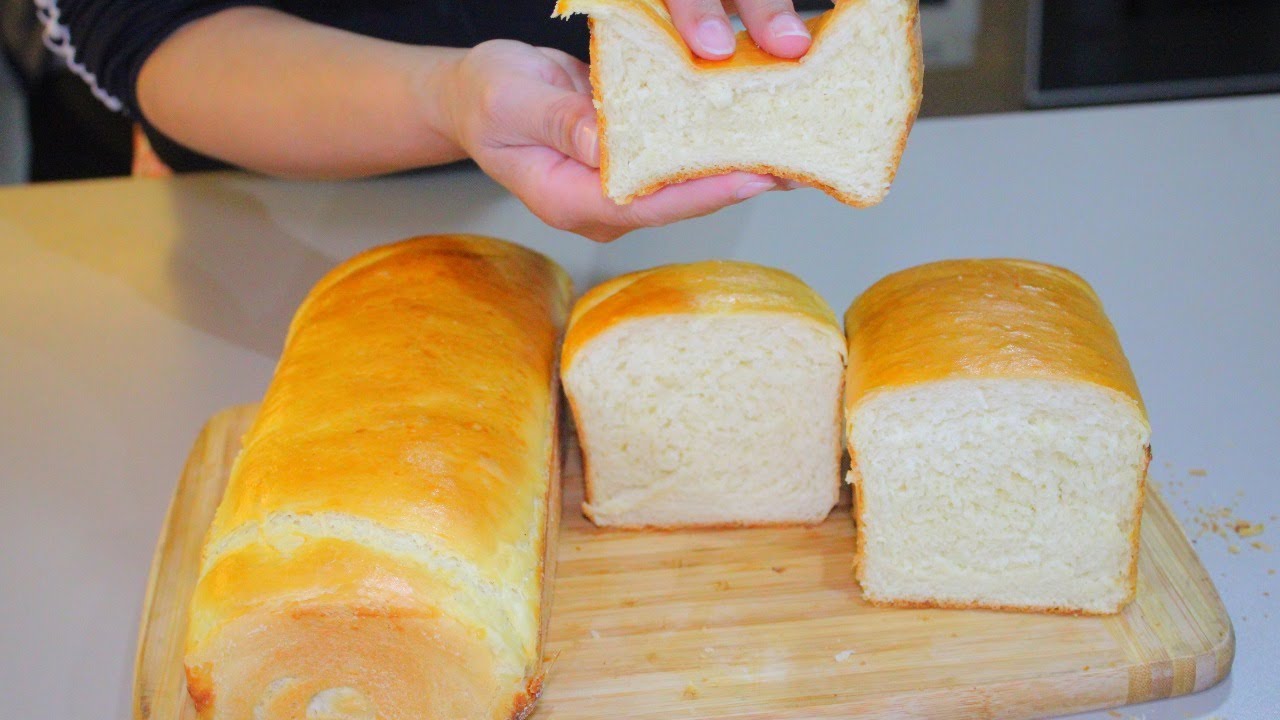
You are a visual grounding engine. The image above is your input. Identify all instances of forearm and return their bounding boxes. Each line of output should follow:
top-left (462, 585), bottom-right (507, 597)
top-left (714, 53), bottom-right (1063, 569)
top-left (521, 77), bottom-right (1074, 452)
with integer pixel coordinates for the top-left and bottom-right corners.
top-left (137, 7), bottom-right (465, 178)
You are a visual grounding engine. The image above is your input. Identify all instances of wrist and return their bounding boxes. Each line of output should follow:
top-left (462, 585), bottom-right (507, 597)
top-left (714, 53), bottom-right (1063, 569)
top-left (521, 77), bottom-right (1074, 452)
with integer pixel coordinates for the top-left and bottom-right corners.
top-left (408, 46), bottom-right (470, 161)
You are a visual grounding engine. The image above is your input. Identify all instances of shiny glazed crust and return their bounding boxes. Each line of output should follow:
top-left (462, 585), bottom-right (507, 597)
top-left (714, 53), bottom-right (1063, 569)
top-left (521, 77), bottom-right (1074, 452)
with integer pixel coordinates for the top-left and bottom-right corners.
top-left (554, 0), bottom-right (924, 206)
top-left (844, 259), bottom-right (1150, 614)
top-left (843, 259), bottom-right (1146, 411)
top-left (561, 260), bottom-right (845, 520)
top-left (562, 259), bottom-right (843, 371)
top-left (184, 235), bottom-right (571, 719)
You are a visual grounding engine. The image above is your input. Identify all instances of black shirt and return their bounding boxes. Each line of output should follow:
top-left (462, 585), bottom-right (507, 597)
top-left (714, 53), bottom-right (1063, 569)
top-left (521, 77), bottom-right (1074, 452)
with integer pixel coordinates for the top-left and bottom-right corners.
top-left (50, 0), bottom-right (589, 170)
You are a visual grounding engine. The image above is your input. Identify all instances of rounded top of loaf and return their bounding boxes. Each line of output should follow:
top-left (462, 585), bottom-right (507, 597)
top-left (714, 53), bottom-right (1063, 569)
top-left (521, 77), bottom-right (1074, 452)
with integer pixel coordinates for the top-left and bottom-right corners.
top-left (288, 234), bottom-right (572, 346)
top-left (843, 258), bottom-right (1146, 416)
top-left (555, 0), bottom-right (867, 71)
top-left (562, 259), bottom-right (843, 372)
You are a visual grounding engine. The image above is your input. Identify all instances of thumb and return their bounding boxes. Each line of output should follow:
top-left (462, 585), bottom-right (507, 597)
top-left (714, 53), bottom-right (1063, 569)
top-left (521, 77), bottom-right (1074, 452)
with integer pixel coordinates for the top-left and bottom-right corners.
top-left (516, 85), bottom-right (600, 168)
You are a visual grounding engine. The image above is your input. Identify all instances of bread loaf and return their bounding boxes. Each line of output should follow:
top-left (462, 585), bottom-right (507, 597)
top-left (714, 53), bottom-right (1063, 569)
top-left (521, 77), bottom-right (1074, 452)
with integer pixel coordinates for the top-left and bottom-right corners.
top-left (552, 0), bottom-right (923, 206)
top-left (844, 259), bottom-right (1150, 615)
top-left (184, 235), bottom-right (571, 719)
top-left (562, 260), bottom-right (846, 528)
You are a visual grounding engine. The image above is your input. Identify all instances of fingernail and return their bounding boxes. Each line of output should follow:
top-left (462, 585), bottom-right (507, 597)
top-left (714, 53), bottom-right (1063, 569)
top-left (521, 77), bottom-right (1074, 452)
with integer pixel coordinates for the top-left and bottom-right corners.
top-left (696, 18), bottom-right (736, 57)
top-left (769, 13), bottom-right (811, 40)
top-left (735, 179), bottom-right (776, 200)
top-left (576, 121), bottom-right (599, 167)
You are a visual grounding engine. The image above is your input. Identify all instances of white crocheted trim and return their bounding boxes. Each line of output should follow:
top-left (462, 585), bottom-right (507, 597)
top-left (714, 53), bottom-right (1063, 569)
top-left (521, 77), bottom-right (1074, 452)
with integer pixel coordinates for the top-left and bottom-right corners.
top-left (33, 0), bottom-right (125, 112)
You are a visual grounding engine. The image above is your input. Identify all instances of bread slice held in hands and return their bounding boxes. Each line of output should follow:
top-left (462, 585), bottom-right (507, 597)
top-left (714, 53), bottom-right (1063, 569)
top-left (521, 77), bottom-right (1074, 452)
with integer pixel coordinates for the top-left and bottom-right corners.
top-left (553, 0), bottom-right (923, 206)
top-left (844, 259), bottom-right (1151, 615)
top-left (562, 260), bottom-right (846, 528)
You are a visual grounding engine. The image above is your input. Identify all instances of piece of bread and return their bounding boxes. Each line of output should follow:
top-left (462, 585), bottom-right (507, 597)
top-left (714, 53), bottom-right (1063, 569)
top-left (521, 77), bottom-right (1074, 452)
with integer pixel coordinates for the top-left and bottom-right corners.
top-left (561, 260), bottom-right (846, 528)
top-left (552, 0), bottom-right (923, 206)
top-left (184, 235), bottom-right (571, 720)
top-left (844, 259), bottom-right (1151, 615)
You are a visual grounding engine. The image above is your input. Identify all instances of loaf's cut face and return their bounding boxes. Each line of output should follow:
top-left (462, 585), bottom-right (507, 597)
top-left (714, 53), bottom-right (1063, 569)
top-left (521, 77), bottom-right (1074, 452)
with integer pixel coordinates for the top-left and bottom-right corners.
top-left (184, 235), bottom-right (571, 720)
top-left (844, 260), bottom-right (1151, 615)
top-left (562, 261), bottom-right (846, 528)
top-left (554, 0), bottom-right (923, 206)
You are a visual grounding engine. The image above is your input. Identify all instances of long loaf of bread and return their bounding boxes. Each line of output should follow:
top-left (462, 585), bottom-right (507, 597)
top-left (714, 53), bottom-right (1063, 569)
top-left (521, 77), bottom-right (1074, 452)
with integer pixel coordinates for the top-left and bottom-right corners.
top-left (184, 235), bottom-right (572, 719)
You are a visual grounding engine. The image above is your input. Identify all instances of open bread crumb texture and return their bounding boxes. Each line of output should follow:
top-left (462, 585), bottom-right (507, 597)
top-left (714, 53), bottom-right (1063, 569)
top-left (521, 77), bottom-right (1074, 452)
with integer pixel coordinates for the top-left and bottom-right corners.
top-left (567, 314), bottom-right (844, 527)
top-left (850, 378), bottom-right (1150, 614)
top-left (593, 0), bottom-right (918, 204)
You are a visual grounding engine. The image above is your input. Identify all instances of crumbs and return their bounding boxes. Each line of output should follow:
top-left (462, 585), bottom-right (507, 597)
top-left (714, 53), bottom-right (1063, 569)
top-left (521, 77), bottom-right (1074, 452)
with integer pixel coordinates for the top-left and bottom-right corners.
top-left (834, 650), bottom-right (855, 663)
top-left (1185, 499), bottom-right (1269, 554)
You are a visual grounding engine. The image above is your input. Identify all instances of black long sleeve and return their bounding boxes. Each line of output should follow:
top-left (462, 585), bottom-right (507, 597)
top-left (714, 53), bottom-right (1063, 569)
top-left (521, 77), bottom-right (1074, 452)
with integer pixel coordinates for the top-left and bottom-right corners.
top-left (37, 0), bottom-right (275, 118)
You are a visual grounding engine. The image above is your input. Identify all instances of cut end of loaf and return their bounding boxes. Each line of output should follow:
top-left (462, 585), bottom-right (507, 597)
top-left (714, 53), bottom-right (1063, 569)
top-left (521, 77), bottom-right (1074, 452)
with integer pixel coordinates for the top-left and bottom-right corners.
top-left (849, 378), bottom-right (1150, 615)
top-left (185, 537), bottom-right (541, 720)
top-left (186, 604), bottom-right (533, 720)
top-left (569, 0), bottom-right (922, 205)
top-left (566, 313), bottom-right (844, 528)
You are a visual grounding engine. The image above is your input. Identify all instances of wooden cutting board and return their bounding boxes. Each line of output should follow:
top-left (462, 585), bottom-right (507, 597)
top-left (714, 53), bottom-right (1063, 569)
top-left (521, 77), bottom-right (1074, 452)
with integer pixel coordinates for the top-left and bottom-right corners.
top-left (134, 405), bottom-right (1233, 720)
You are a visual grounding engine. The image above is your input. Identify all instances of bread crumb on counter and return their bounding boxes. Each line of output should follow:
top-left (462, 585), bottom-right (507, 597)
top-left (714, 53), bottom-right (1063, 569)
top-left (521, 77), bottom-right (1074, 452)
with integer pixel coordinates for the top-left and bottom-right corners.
top-left (589, 629), bottom-right (601, 639)
top-left (1234, 521), bottom-right (1265, 538)
top-left (681, 683), bottom-right (699, 700)
top-left (834, 650), bottom-right (855, 663)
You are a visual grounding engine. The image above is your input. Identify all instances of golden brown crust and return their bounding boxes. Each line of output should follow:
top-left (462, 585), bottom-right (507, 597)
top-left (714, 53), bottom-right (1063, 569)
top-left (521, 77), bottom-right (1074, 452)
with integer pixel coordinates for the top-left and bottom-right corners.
top-left (564, 0), bottom-right (924, 206)
top-left (186, 235), bottom-right (571, 720)
top-left (586, 18), bottom-right (611, 203)
top-left (859, 594), bottom-right (1125, 617)
top-left (843, 259), bottom-right (1148, 416)
top-left (1123, 445), bottom-right (1153, 606)
top-left (560, 0), bottom-right (860, 72)
top-left (562, 259), bottom-right (843, 373)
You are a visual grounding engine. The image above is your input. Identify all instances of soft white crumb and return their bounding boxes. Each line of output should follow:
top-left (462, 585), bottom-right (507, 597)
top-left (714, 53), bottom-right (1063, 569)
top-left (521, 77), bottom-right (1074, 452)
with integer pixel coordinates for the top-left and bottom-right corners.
top-left (589, 629), bottom-right (601, 639)
top-left (834, 650), bottom-right (855, 662)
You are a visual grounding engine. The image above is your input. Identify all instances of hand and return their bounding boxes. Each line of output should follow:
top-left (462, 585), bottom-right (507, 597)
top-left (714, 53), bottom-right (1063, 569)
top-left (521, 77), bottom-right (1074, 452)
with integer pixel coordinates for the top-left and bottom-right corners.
top-left (666, 0), bottom-right (812, 60)
top-left (439, 40), bottom-right (780, 243)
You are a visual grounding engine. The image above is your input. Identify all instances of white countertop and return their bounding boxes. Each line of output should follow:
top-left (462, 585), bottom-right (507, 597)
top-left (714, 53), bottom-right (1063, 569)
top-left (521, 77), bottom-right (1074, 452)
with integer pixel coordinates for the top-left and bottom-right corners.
top-left (1, 94), bottom-right (1277, 719)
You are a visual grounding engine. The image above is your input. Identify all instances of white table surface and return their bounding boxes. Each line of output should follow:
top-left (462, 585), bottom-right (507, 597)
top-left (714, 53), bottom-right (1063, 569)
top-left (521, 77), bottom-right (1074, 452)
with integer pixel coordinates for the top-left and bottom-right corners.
top-left (2, 94), bottom-right (1277, 719)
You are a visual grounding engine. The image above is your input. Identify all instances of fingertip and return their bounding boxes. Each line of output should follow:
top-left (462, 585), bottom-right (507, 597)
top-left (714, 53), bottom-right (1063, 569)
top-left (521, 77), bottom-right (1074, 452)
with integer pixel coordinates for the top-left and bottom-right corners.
top-left (761, 12), bottom-right (812, 59)
top-left (692, 16), bottom-right (736, 60)
top-left (732, 175), bottom-right (778, 200)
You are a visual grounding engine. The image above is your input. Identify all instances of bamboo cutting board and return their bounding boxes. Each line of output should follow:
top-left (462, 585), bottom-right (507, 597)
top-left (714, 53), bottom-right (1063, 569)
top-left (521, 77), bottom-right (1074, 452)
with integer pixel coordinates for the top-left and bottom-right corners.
top-left (135, 406), bottom-right (1233, 720)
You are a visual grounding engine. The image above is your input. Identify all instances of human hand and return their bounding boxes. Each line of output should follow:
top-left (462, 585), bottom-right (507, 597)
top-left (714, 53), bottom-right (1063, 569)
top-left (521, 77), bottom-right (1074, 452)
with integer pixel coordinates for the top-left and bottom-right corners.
top-left (665, 0), bottom-right (812, 60)
top-left (439, 40), bottom-right (781, 242)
